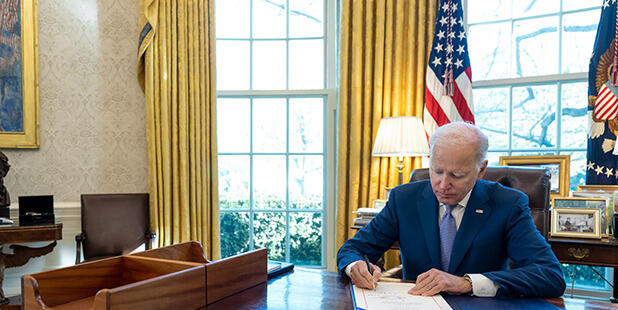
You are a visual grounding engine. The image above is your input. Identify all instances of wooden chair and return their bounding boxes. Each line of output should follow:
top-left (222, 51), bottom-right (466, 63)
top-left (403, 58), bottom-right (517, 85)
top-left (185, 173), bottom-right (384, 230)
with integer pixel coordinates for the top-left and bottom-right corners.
top-left (75, 193), bottom-right (156, 264)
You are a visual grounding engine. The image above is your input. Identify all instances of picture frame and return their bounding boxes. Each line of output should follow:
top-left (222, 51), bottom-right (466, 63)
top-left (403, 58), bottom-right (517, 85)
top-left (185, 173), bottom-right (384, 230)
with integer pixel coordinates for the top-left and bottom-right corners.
top-left (551, 207), bottom-right (601, 239)
top-left (499, 155), bottom-right (570, 198)
top-left (0, 0), bottom-right (40, 148)
top-left (577, 184), bottom-right (618, 213)
top-left (553, 196), bottom-right (610, 236)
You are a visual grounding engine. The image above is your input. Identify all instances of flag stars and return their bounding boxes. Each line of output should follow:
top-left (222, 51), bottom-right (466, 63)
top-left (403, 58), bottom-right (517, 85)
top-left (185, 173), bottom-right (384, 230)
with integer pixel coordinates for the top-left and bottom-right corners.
top-left (449, 31), bottom-right (456, 39)
top-left (445, 57), bottom-right (453, 66)
top-left (458, 31), bottom-right (466, 40)
top-left (457, 45), bottom-right (465, 55)
top-left (605, 167), bottom-right (614, 178)
top-left (437, 30), bottom-right (445, 40)
top-left (451, 17), bottom-right (458, 26)
top-left (446, 44), bottom-right (454, 53)
top-left (452, 3), bottom-right (458, 11)
top-left (604, 0), bottom-right (610, 8)
top-left (440, 16), bottom-right (448, 26)
top-left (454, 59), bottom-right (463, 69)
top-left (442, 3), bottom-right (450, 11)
top-left (432, 57), bottom-right (442, 67)
top-left (595, 165), bottom-right (604, 175)
top-left (459, 18), bottom-right (464, 26)
top-left (434, 43), bottom-right (444, 52)
top-left (587, 161), bottom-right (595, 170)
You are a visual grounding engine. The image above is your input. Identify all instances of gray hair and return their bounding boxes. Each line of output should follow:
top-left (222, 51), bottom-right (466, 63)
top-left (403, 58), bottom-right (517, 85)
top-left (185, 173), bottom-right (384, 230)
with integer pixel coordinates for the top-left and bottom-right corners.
top-left (428, 122), bottom-right (488, 169)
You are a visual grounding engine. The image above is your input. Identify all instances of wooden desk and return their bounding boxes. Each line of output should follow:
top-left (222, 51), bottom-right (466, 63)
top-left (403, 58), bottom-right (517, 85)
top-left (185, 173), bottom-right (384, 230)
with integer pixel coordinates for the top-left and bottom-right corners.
top-left (206, 268), bottom-right (618, 309)
top-left (0, 223), bottom-right (62, 306)
top-left (549, 237), bottom-right (618, 302)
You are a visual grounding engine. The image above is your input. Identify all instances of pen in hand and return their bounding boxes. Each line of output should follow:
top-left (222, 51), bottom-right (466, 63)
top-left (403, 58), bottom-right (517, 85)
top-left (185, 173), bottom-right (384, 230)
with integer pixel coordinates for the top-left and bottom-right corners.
top-left (364, 254), bottom-right (376, 290)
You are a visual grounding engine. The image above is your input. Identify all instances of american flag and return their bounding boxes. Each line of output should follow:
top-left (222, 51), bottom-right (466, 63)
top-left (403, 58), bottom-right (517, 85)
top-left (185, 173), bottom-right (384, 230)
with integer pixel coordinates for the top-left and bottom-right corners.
top-left (424, 0), bottom-right (474, 137)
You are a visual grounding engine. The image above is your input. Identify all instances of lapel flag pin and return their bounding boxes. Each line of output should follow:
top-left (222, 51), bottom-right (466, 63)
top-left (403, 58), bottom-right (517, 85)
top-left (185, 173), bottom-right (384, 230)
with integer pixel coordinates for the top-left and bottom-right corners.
top-left (475, 209), bottom-right (483, 214)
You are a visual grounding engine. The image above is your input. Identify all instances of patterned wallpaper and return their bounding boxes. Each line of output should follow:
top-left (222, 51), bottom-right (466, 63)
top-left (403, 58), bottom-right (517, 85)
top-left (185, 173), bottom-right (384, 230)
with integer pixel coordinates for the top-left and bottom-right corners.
top-left (1, 0), bottom-right (148, 202)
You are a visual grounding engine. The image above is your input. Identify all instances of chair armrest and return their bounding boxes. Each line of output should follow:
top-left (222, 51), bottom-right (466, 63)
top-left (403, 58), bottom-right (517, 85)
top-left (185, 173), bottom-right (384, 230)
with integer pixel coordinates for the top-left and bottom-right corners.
top-left (75, 233), bottom-right (86, 264)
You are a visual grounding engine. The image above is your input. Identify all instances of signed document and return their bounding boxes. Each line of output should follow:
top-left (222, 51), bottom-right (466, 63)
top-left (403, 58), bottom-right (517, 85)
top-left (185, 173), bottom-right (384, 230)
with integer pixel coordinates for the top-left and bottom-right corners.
top-left (352, 282), bottom-right (453, 310)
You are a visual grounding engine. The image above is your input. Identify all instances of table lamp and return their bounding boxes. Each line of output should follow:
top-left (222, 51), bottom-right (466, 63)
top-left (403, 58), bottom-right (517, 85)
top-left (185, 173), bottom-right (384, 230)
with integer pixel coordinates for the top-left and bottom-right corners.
top-left (372, 116), bottom-right (429, 185)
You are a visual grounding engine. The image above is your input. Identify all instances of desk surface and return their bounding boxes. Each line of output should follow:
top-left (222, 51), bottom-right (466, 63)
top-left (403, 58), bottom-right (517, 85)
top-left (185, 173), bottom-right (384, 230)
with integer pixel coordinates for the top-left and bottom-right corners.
top-left (0, 223), bottom-right (62, 243)
top-left (207, 268), bottom-right (618, 309)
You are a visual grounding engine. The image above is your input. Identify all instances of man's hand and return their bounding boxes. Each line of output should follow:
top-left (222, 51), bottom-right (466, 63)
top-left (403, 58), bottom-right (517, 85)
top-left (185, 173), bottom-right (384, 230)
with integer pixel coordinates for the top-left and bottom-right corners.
top-left (349, 260), bottom-right (381, 290)
top-left (408, 268), bottom-right (472, 296)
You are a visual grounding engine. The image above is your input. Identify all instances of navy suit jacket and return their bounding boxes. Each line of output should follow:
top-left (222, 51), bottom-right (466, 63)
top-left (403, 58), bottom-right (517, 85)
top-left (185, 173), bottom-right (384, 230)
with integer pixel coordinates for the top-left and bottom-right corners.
top-left (337, 179), bottom-right (566, 298)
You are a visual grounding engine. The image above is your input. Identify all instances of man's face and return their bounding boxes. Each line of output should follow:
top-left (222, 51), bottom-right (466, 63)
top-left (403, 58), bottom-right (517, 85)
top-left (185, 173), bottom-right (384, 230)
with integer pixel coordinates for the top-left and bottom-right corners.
top-left (429, 142), bottom-right (487, 206)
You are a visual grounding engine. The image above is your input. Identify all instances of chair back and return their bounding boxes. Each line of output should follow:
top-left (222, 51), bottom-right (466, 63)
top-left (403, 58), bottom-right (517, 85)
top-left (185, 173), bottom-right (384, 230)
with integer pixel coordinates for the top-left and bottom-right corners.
top-left (409, 166), bottom-right (551, 238)
top-left (80, 193), bottom-right (151, 261)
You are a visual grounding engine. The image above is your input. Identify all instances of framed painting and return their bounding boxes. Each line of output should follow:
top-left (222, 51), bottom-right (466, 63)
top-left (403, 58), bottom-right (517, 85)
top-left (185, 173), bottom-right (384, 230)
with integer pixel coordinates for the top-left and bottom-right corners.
top-left (577, 184), bottom-right (618, 213)
top-left (0, 0), bottom-right (39, 148)
top-left (499, 155), bottom-right (570, 198)
top-left (553, 196), bottom-right (610, 237)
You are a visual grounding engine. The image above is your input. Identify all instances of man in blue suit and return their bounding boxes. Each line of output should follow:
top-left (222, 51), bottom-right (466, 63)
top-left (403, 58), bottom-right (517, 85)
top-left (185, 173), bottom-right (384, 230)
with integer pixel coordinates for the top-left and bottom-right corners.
top-left (337, 122), bottom-right (565, 298)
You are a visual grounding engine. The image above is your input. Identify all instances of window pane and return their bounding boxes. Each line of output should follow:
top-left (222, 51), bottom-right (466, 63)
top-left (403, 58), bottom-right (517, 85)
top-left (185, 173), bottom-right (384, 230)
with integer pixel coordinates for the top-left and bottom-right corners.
top-left (289, 39), bottom-right (324, 89)
top-left (289, 155), bottom-right (323, 209)
top-left (218, 155), bottom-right (250, 210)
top-left (290, 0), bottom-right (324, 38)
top-left (512, 85), bottom-right (557, 149)
top-left (215, 0), bottom-right (250, 38)
top-left (512, 0), bottom-right (559, 18)
top-left (562, 10), bottom-right (600, 74)
top-left (218, 98), bottom-right (250, 152)
top-left (216, 41), bottom-right (250, 90)
top-left (561, 264), bottom-right (612, 290)
top-left (253, 98), bottom-right (286, 152)
top-left (289, 98), bottom-right (323, 152)
top-left (487, 152), bottom-right (508, 166)
top-left (467, 0), bottom-right (511, 24)
top-left (474, 87), bottom-right (509, 149)
top-left (290, 212), bottom-right (322, 265)
top-left (513, 16), bottom-right (558, 77)
top-left (568, 151), bottom-right (586, 192)
top-left (561, 82), bottom-right (588, 148)
top-left (253, 41), bottom-right (286, 90)
top-left (563, 0), bottom-right (600, 12)
top-left (220, 212), bottom-right (250, 258)
top-left (254, 212), bottom-right (286, 260)
top-left (468, 22), bottom-right (511, 80)
top-left (254, 155), bottom-right (286, 209)
top-left (253, 0), bottom-right (286, 38)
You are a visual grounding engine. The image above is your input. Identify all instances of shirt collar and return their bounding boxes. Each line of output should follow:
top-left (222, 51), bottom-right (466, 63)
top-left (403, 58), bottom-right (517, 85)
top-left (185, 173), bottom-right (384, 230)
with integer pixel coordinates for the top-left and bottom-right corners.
top-left (440, 189), bottom-right (473, 208)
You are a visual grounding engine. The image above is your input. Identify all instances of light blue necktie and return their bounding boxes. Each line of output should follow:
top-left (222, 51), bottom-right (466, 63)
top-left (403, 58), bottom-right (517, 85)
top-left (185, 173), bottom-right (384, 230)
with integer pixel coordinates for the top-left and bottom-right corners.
top-left (440, 204), bottom-right (457, 272)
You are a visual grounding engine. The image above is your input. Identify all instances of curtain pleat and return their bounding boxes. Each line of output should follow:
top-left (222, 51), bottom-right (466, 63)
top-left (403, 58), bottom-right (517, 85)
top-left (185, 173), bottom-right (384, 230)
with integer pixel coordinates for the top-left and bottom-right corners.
top-left (337, 0), bottom-right (437, 269)
top-left (138, 0), bottom-right (220, 260)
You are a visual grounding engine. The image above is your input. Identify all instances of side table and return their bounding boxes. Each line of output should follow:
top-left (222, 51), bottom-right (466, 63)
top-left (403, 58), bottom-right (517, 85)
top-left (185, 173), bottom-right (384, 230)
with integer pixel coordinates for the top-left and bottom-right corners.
top-left (549, 237), bottom-right (618, 302)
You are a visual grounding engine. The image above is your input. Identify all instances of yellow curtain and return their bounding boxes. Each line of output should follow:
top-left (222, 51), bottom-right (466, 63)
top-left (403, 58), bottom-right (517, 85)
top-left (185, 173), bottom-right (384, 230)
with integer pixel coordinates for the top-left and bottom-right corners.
top-left (137, 0), bottom-right (220, 260)
top-left (336, 0), bottom-right (438, 269)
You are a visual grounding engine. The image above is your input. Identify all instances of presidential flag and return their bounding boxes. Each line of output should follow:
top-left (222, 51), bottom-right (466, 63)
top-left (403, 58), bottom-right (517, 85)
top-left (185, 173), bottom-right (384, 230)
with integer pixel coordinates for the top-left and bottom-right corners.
top-left (587, 0), bottom-right (618, 185)
top-left (424, 0), bottom-right (474, 137)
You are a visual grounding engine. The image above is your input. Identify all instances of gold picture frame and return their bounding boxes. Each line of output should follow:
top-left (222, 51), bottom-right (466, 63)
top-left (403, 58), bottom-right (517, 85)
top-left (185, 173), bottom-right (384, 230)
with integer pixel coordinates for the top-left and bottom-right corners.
top-left (0, 0), bottom-right (40, 148)
top-left (499, 155), bottom-right (570, 198)
top-left (551, 207), bottom-right (602, 239)
top-left (553, 196), bottom-right (610, 237)
top-left (576, 184), bottom-right (618, 213)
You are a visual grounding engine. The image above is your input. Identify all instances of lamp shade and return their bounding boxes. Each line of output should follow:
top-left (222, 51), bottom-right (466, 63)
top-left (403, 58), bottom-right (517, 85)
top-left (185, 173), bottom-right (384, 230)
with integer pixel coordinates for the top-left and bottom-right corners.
top-left (372, 116), bottom-right (429, 158)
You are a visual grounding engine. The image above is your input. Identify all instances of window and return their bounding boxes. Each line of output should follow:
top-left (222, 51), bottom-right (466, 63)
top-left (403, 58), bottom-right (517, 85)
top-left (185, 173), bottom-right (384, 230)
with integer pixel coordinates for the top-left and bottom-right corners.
top-left (215, 0), bottom-right (334, 267)
top-left (466, 0), bottom-right (611, 298)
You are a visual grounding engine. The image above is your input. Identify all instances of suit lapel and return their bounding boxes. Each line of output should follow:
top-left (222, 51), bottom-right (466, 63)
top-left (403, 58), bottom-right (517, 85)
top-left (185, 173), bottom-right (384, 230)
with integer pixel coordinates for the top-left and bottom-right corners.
top-left (448, 181), bottom-right (492, 273)
top-left (416, 183), bottom-right (441, 268)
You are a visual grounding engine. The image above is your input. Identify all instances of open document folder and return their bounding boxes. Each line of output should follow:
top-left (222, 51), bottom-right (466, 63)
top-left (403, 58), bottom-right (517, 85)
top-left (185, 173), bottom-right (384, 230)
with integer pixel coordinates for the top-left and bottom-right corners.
top-left (351, 282), bottom-right (452, 310)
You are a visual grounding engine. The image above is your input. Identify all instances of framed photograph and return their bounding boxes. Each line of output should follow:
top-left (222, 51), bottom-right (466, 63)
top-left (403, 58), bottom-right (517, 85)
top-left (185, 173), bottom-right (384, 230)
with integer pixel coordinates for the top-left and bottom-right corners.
top-left (551, 207), bottom-right (601, 239)
top-left (553, 196), bottom-right (610, 236)
top-left (0, 0), bottom-right (40, 148)
top-left (499, 155), bottom-right (570, 198)
top-left (373, 199), bottom-right (387, 209)
top-left (577, 185), bottom-right (618, 213)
